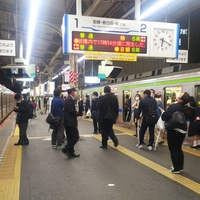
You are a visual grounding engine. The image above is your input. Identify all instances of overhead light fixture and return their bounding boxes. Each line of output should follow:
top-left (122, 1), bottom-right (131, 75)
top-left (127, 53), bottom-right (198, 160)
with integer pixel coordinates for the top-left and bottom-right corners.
top-left (23, 81), bottom-right (26, 86)
top-left (44, 81), bottom-right (49, 85)
top-left (52, 75), bottom-right (58, 80)
top-left (26, 0), bottom-right (41, 64)
top-left (61, 66), bottom-right (70, 74)
top-left (139, 0), bottom-right (174, 20)
top-left (77, 56), bottom-right (85, 62)
top-left (16, 78), bottom-right (34, 82)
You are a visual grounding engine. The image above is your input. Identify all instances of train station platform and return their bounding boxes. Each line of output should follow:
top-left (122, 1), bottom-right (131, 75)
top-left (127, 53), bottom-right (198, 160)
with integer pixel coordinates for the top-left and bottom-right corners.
top-left (0, 112), bottom-right (200, 200)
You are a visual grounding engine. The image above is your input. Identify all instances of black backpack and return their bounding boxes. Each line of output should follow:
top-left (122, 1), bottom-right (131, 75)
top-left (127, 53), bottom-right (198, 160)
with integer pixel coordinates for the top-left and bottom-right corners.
top-left (145, 103), bottom-right (158, 124)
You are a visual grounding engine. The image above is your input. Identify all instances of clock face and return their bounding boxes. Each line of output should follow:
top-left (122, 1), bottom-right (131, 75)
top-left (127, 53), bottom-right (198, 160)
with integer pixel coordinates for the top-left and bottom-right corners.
top-left (153, 28), bottom-right (174, 52)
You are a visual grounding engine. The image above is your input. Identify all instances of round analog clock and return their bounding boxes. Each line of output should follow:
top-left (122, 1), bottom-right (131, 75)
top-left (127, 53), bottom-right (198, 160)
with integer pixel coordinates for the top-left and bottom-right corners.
top-left (153, 28), bottom-right (174, 52)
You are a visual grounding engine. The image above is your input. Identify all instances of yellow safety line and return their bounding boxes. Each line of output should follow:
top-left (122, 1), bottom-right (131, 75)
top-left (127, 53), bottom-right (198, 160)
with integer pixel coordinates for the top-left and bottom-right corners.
top-left (85, 118), bottom-right (200, 156)
top-left (93, 134), bottom-right (200, 195)
top-left (0, 126), bottom-right (22, 200)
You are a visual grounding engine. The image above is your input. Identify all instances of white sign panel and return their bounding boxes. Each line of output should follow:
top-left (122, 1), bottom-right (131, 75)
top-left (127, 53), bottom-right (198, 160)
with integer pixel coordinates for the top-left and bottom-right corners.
top-left (85, 76), bottom-right (100, 84)
top-left (64, 71), bottom-right (70, 82)
top-left (0, 40), bottom-right (16, 56)
top-left (166, 50), bottom-right (188, 63)
top-left (47, 82), bottom-right (55, 94)
top-left (62, 14), bottom-right (179, 58)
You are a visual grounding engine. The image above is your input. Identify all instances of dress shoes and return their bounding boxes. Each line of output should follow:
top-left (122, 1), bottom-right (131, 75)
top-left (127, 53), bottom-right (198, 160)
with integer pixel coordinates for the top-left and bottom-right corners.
top-left (114, 140), bottom-right (119, 147)
top-left (14, 143), bottom-right (23, 146)
top-left (100, 146), bottom-right (108, 149)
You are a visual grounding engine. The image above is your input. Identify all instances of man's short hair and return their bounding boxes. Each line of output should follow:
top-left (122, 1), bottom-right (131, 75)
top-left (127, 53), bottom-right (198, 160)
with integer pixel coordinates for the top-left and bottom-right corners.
top-left (67, 87), bottom-right (76, 94)
top-left (54, 88), bottom-right (62, 97)
top-left (150, 89), bottom-right (155, 93)
top-left (143, 89), bottom-right (151, 96)
top-left (93, 92), bottom-right (98, 96)
top-left (14, 93), bottom-right (21, 100)
top-left (104, 86), bottom-right (111, 93)
top-left (181, 92), bottom-right (190, 104)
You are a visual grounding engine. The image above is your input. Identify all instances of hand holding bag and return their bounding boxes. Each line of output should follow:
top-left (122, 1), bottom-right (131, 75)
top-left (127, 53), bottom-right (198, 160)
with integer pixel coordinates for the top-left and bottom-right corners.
top-left (157, 115), bottom-right (165, 130)
top-left (165, 111), bottom-right (186, 130)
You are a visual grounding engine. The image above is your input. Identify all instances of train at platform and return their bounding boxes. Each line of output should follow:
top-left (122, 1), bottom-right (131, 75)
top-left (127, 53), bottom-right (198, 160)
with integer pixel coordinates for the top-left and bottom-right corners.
top-left (0, 84), bottom-right (15, 124)
top-left (82, 67), bottom-right (200, 122)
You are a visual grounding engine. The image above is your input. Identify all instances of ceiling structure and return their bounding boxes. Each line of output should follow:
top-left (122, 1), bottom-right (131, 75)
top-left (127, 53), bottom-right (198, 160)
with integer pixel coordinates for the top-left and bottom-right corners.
top-left (1, 0), bottom-right (200, 92)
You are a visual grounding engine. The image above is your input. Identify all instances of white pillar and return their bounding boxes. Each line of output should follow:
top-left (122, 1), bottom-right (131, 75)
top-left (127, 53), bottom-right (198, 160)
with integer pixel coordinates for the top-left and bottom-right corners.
top-left (135, 0), bottom-right (141, 20)
top-left (76, 0), bottom-right (82, 16)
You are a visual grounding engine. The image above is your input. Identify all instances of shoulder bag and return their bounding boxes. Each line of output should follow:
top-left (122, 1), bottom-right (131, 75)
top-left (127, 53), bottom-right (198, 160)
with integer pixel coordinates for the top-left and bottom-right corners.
top-left (165, 111), bottom-right (186, 130)
top-left (104, 101), bottom-right (118, 124)
top-left (46, 113), bottom-right (61, 125)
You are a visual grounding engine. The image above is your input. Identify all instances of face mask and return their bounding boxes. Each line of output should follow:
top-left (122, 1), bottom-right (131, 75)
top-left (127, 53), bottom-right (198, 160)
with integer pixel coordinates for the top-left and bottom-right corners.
top-left (135, 97), bottom-right (139, 101)
top-left (151, 93), bottom-right (154, 98)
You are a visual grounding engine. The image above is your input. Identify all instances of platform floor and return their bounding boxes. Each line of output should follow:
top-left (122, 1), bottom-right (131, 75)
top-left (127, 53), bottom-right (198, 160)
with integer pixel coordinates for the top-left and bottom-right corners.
top-left (0, 112), bottom-right (200, 200)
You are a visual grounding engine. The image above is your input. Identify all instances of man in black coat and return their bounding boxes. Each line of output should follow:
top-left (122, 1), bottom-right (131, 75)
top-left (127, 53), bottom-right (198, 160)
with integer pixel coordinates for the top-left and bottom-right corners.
top-left (91, 92), bottom-right (100, 134)
top-left (13, 94), bottom-right (30, 145)
top-left (136, 89), bottom-right (157, 150)
top-left (62, 88), bottom-right (80, 158)
top-left (97, 86), bottom-right (119, 149)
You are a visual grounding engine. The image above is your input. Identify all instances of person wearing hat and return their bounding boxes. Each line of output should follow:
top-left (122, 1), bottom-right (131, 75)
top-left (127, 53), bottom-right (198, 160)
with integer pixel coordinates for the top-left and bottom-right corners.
top-left (91, 92), bottom-right (100, 134)
top-left (62, 87), bottom-right (80, 158)
top-left (97, 86), bottom-right (119, 149)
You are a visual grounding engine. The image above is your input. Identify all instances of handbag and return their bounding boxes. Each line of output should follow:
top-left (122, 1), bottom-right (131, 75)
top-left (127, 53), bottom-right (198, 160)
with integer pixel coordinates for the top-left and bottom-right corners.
top-left (156, 115), bottom-right (165, 130)
top-left (164, 111), bottom-right (186, 130)
top-left (46, 113), bottom-right (61, 125)
top-left (104, 108), bottom-right (118, 124)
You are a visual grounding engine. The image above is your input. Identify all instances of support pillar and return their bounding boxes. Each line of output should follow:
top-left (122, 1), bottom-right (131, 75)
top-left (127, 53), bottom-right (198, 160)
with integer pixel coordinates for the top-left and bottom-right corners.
top-left (76, 0), bottom-right (82, 16)
top-left (135, 0), bottom-right (141, 20)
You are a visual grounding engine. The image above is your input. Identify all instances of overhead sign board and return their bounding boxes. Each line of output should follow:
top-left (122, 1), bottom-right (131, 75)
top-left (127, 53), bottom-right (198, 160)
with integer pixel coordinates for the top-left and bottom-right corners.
top-left (84, 51), bottom-right (137, 62)
top-left (72, 31), bottom-right (147, 54)
top-left (62, 14), bottom-right (180, 58)
top-left (0, 40), bottom-right (16, 56)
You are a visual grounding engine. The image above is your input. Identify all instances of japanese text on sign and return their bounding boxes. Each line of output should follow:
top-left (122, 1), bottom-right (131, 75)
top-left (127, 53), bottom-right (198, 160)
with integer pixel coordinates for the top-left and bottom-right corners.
top-left (72, 31), bottom-right (147, 54)
top-left (0, 40), bottom-right (16, 56)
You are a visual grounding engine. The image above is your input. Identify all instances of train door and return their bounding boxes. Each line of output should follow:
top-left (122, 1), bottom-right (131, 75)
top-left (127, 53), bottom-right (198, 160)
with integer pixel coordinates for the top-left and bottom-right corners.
top-left (194, 85), bottom-right (200, 106)
top-left (163, 86), bottom-right (182, 109)
top-left (122, 90), bottom-right (131, 122)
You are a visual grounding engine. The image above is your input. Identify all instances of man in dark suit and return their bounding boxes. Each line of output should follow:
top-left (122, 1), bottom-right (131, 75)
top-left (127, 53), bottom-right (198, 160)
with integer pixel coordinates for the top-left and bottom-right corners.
top-left (62, 87), bottom-right (80, 158)
top-left (91, 92), bottom-right (100, 134)
top-left (97, 86), bottom-right (119, 149)
top-left (13, 94), bottom-right (30, 145)
top-left (136, 89), bottom-right (157, 150)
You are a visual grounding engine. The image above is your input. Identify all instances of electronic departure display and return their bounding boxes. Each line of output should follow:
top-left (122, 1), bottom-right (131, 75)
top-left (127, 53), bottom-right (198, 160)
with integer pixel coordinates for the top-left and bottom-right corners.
top-left (72, 31), bottom-right (147, 54)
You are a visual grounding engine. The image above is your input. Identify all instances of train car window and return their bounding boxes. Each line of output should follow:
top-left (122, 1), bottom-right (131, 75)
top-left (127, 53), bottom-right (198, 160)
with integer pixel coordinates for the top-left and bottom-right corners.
top-left (173, 65), bottom-right (179, 72)
top-left (152, 70), bottom-right (155, 76)
top-left (125, 76), bottom-right (128, 81)
top-left (122, 77), bottom-right (125, 81)
top-left (115, 79), bottom-right (117, 83)
top-left (123, 90), bottom-right (132, 122)
top-left (195, 85), bottom-right (200, 106)
top-left (164, 86), bottom-right (182, 109)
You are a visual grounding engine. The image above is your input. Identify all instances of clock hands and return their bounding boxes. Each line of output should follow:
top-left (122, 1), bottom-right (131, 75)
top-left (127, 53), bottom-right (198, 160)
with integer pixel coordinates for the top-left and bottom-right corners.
top-left (160, 38), bottom-right (171, 46)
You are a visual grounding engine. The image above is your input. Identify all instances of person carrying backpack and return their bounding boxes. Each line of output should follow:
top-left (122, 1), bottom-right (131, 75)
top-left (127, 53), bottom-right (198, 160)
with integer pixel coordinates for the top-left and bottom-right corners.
top-left (135, 89), bottom-right (158, 150)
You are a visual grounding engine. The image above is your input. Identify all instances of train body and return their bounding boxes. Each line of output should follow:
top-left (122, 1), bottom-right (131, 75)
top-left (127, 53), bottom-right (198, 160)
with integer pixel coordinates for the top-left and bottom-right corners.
top-left (82, 68), bottom-right (200, 122)
top-left (0, 84), bottom-right (15, 124)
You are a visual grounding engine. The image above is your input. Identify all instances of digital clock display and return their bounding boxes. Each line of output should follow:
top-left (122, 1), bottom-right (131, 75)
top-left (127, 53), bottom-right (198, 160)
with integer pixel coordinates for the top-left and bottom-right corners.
top-left (72, 31), bottom-right (147, 54)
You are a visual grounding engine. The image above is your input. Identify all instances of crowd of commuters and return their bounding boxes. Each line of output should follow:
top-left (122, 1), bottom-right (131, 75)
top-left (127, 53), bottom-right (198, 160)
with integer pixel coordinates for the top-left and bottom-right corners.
top-left (13, 85), bottom-right (200, 173)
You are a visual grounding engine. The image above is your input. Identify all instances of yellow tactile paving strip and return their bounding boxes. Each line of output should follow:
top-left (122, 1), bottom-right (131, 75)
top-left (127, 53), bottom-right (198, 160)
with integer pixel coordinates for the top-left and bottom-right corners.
top-left (0, 126), bottom-right (22, 200)
top-left (93, 134), bottom-right (200, 195)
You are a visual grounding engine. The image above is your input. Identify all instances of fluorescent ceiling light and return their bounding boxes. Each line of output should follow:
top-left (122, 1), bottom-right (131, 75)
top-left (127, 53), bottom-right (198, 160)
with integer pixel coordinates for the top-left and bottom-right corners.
top-left (44, 81), bottom-right (49, 85)
top-left (23, 81), bottom-right (26, 86)
top-left (139, 0), bottom-right (174, 20)
top-left (61, 66), bottom-right (70, 74)
top-left (77, 56), bottom-right (85, 62)
top-left (52, 75), bottom-right (58, 80)
top-left (16, 78), bottom-right (34, 82)
top-left (26, 0), bottom-right (41, 64)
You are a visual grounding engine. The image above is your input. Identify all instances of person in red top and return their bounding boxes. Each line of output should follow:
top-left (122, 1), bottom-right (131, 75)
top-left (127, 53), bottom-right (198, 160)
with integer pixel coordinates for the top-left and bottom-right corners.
top-left (30, 99), bottom-right (37, 117)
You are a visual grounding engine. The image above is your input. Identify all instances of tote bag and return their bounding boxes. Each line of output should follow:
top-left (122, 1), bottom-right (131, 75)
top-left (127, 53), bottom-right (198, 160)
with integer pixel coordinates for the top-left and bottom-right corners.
top-left (156, 116), bottom-right (165, 130)
top-left (165, 111), bottom-right (186, 130)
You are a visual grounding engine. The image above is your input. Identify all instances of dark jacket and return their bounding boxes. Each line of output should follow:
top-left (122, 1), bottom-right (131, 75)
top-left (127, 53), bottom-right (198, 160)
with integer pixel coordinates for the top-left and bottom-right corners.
top-left (97, 93), bottom-right (119, 122)
top-left (63, 95), bottom-right (78, 127)
top-left (91, 98), bottom-right (99, 112)
top-left (161, 103), bottom-right (187, 131)
top-left (51, 97), bottom-right (64, 117)
top-left (85, 98), bottom-right (90, 111)
top-left (15, 100), bottom-right (30, 123)
top-left (136, 96), bottom-right (157, 119)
